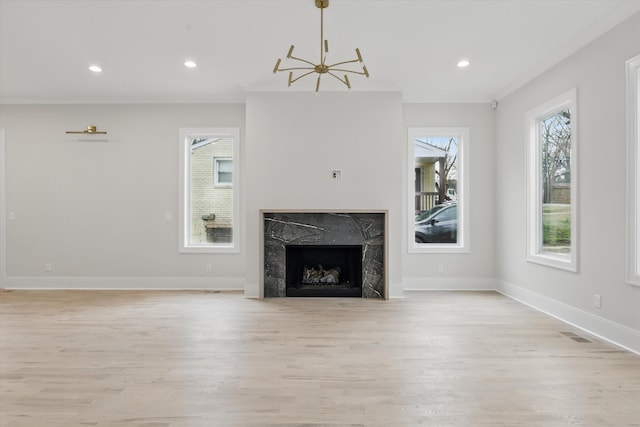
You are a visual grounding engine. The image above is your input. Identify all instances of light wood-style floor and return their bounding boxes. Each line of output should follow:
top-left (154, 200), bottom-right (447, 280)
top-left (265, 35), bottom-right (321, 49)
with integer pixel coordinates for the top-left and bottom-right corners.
top-left (1, 290), bottom-right (638, 427)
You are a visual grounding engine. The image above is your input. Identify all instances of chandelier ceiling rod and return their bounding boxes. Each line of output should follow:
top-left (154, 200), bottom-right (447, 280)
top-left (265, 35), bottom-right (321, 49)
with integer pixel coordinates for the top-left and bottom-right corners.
top-left (273, 0), bottom-right (369, 92)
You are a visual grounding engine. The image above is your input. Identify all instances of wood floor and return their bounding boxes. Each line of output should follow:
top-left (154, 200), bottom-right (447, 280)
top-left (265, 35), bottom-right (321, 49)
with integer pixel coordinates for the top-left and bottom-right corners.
top-left (1, 290), bottom-right (638, 427)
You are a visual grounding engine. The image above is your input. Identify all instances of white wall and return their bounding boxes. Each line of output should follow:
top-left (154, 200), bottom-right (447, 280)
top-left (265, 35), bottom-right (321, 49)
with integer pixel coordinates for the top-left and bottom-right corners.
top-left (402, 104), bottom-right (497, 290)
top-left (244, 92), bottom-right (404, 298)
top-left (0, 104), bottom-right (246, 289)
top-left (496, 12), bottom-right (640, 351)
top-left (1, 96), bottom-right (491, 297)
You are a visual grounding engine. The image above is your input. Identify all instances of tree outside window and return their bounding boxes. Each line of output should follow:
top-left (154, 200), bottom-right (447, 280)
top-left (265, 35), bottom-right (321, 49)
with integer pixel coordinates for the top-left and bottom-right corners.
top-left (540, 109), bottom-right (572, 254)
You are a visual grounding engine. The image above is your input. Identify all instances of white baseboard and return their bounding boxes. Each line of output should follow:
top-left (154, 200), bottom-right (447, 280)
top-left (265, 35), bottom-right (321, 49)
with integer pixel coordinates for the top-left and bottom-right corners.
top-left (402, 277), bottom-right (498, 291)
top-left (3, 276), bottom-right (244, 291)
top-left (498, 280), bottom-right (640, 355)
top-left (388, 282), bottom-right (405, 299)
top-left (243, 283), bottom-right (261, 299)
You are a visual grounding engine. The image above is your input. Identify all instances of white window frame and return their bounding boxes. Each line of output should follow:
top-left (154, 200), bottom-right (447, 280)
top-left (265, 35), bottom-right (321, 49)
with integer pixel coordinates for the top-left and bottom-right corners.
top-left (178, 127), bottom-right (240, 253)
top-left (626, 55), bottom-right (640, 286)
top-left (214, 157), bottom-right (233, 187)
top-left (525, 88), bottom-right (578, 271)
top-left (0, 129), bottom-right (6, 289)
top-left (408, 127), bottom-right (470, 253)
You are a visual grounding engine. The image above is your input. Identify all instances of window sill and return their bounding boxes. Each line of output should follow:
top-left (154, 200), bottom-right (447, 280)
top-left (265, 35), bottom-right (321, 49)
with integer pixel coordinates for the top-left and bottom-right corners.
top-left (527, 253), bottom-right (577, 272)
top-left (179, 244), bottom-right (239, 254)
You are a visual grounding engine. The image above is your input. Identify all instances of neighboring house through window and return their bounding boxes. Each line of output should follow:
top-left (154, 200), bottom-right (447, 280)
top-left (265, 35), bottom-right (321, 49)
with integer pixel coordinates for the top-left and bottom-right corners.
top-left (179, 128), bottom-right (240, 253)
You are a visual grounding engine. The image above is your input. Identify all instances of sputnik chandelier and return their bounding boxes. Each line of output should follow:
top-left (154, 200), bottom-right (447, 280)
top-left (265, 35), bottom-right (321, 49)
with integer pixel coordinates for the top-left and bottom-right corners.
top-left (273, 0), bottom-right (369, 92)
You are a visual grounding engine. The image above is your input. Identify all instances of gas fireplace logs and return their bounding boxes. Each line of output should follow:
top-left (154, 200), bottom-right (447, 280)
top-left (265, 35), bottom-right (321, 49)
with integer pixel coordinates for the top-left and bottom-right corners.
top-left (302, 265), bottom-right (342, 284)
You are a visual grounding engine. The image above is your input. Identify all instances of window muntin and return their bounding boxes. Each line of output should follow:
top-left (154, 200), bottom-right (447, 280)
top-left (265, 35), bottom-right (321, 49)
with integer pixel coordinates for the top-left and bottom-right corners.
top-left (627, 55), bottom-right (640, 286)
top-left (526, 89), bottom-right (577, 271)
top-left (179, 128), bottom-right (240, 253)
top-left (408, 127), bottom-right (469, 253)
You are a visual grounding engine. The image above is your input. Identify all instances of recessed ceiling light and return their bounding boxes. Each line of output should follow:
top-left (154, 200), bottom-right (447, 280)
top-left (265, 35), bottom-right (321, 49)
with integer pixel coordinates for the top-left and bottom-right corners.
top-left (457, 60), bottom-right (470, 68)
top-left (184, 60), bottom-right (197, 68)
top-left (88, 65), bottom-right (102, 73)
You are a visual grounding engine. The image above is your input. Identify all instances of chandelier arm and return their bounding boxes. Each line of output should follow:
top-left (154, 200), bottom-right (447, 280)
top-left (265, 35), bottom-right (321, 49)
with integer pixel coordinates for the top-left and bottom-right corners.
top-left (290, 70), bottom-right (318, 84)
top-left (326, 59), bottom-right (360, 68)
top-left (276, 66), bottom-right (316, 72)
top-left (327, 71), bottom-right (349, 86)
top-left (332, 65), bottom-right (370, 78)
top-left (289, 56), bottom-right (318, 68)
top-left (330, 68), bottom-right (367, 75)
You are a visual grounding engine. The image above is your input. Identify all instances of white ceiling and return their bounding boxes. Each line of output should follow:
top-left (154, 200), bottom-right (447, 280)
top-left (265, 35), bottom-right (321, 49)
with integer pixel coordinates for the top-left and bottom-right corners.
top-left (1, 0), bottom-right (639, 104)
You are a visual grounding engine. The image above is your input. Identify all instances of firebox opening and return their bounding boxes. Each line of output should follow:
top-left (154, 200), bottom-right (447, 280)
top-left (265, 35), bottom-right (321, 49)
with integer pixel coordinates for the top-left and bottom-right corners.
top-left (286, 245), bottom-right (363, 297)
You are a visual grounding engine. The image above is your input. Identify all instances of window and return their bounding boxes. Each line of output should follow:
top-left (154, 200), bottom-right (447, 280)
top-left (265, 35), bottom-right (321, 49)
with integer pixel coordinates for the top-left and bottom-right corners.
top-left (526, 89), bottom-right (577, 271)
top-left (179, 128), bottom-right (240, 253)
top-left (408, 127), bottom-right (469, 253)
top-left (627, 55), bottom-right (640, 286)
top-left (214, 158), bottom-right (232, 186)
top-left (0, 129), bottom-right (5, 288)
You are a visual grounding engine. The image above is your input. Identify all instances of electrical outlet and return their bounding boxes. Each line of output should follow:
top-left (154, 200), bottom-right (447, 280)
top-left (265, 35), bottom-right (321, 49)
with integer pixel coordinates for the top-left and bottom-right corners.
top-left (165, 212), bottom-right (172, 220)
top-left (594, 294), bottom-right (602, 309)
top-left (8, 211), bottom-right (15, 220)
top-left (331, 170), bottom-right (342, 181)
top-left (45, 263), bottom-right (53, 272)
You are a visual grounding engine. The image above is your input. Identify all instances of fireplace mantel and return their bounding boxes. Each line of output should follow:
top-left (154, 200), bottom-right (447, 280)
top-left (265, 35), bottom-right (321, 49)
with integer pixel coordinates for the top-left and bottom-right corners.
top-left (260, 210), bottom-right (387, 299)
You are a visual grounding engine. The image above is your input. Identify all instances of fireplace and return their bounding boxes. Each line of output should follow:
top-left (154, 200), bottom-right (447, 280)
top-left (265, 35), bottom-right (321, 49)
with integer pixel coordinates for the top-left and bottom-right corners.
top-left (286, 245), bottom-right (363, 297)
top-left (262, 211), bottom-right (386, 298)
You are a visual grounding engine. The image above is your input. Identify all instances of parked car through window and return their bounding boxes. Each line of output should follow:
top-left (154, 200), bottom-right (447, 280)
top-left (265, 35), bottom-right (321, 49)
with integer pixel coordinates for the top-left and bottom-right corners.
top-left (415, 203), bottom-right (457, 243)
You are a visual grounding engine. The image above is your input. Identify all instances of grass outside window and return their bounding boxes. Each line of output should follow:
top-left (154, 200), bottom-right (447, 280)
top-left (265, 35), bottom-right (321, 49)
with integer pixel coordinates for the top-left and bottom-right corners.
top-left (542, 204), bottom-right (571, 253)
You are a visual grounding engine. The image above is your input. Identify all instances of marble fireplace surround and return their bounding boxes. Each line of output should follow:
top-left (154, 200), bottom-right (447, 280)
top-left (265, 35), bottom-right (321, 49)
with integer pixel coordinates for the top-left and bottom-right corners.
top-left (261, 210), bottom-right (388, 299)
